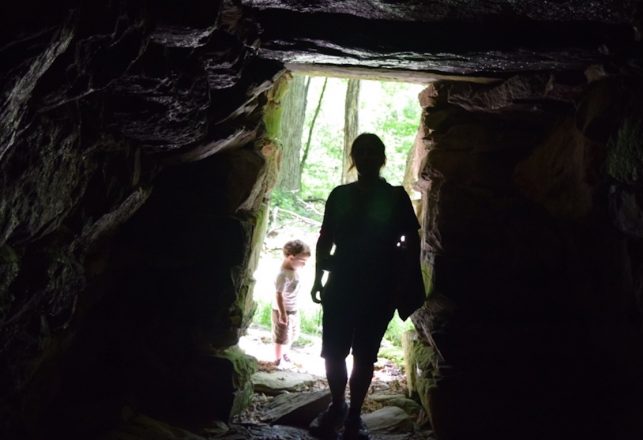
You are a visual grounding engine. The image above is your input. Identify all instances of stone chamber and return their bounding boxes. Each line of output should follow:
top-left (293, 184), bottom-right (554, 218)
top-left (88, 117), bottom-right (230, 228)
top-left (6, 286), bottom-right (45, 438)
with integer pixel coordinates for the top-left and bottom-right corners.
top-left (1, 1), bottom-right (643, 439)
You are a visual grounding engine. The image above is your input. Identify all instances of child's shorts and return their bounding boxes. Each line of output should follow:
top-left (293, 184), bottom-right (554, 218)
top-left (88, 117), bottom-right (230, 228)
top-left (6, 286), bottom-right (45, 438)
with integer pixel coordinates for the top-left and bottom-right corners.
top-left (272, 309), bottom-right (300, 345)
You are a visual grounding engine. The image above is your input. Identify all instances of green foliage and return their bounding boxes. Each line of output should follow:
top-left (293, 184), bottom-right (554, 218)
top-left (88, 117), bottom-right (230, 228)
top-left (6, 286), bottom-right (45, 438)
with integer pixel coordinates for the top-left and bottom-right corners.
top-left (299, 77), bottom-right (346, 202)
top-left (263, 75), bottom-right (291, 140)
top-left (292, 334), bottom-right (316, 348)
top-left (298, 78), bottom-right (423, 199)
top-left (421, 260), bottom-right (433, 300)
top-left (299, 308), bottom-right (323, 336)
top-left (255, 300), bottom-right (273, 329)
top-left (270, 188), bottom-right (324, 224)
top-left (257, 304), bottom-right (401, 349)
top-left (271, 189), bottom-right (300, 214)
top-left (253, 298), bottom-right (321, 338)
top-left (252, 76), bottom-right (425, 354)
top-left (384, 311), bottom-right (416, 348)
top-left (271, 77), bottom-right (423, 204)
top-left (378, 345), bottom-right (406, 366)
top-left (361, 80), bottom-right (424, 185)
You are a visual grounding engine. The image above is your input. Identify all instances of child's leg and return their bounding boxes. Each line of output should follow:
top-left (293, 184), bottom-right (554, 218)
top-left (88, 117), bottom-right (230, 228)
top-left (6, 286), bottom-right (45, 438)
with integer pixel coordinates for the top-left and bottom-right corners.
top-left (271, 309), bottom-right (286, 363)
top-left (283, 312), bottom-right (299, 361)
top-left (274, 342), bottom-right (283, 362)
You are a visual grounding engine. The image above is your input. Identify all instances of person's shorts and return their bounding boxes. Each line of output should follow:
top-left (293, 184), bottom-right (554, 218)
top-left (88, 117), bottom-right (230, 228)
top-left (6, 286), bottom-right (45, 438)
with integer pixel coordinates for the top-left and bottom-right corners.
top-left (272, 309), bottom-right (300, 345)
top-left (321, 301), bottom-right (394, 364)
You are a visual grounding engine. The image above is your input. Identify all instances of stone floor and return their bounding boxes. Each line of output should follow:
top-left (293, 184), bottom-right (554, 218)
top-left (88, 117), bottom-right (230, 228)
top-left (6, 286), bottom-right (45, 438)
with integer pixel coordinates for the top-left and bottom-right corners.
top-left (100, 326), bottom-right (434, 440)
top-left (230, 325), bottom-right (435, 439)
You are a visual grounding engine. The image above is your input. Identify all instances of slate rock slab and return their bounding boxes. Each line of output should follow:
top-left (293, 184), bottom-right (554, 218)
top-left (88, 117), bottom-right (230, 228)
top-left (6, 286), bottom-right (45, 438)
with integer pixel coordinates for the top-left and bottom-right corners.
top-left (252, 370), bottom-right (319, 395)
top-left (261, 389), bottom-right (332, 427)
top-left (363, 406), bottom-right (414, 433)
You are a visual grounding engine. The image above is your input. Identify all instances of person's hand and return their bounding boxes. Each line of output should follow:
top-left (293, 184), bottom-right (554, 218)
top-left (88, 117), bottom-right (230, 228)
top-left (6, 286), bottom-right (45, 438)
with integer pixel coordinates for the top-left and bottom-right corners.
top-left (278, 312), bottom-right (288, 326)
top-left (310, 281), bottom-right (324, 304)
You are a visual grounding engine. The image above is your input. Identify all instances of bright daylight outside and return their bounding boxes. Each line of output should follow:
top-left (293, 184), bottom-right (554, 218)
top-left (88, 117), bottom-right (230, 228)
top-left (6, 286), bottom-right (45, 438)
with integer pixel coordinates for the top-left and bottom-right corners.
top-left (238, 74), bottom-right (425, 385)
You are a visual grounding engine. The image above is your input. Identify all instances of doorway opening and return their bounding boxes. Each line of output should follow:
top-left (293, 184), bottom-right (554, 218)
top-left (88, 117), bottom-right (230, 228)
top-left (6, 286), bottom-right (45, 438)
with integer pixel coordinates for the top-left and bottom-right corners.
top-left (239, 73), bottom-right (427, 382)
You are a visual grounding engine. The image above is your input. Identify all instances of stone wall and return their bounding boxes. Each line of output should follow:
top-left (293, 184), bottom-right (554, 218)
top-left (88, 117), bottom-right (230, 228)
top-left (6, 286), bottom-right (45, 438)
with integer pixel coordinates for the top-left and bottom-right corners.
top-left (0, 2), bottom-right (284, 438)
top-left (1, 1), bottom-right (642, 439)
top-left (413, 73), bottom-right (643, 440)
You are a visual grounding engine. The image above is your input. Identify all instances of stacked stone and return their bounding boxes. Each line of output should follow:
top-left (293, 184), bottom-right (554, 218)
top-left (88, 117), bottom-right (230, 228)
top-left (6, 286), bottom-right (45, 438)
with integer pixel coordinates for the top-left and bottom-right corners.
top-left (0, 2), bottom-right (284, 437)
top-left (415, 74), bottom-right (643, 439)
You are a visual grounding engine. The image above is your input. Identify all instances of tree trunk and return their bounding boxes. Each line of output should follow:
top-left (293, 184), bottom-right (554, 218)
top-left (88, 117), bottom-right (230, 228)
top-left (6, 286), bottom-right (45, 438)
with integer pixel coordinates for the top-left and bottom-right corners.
top-left (342, 79), bottom-right (360, 183)
top-left (277, 75), bottom-right (309, 192)
top-left (300, 77), bottom-right (328, 172)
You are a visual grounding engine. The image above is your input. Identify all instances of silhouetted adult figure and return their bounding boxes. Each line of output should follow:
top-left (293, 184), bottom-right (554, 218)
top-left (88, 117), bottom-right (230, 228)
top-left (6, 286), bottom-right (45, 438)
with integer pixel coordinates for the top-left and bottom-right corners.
top-left (310, 133), bottom-right (421, 440)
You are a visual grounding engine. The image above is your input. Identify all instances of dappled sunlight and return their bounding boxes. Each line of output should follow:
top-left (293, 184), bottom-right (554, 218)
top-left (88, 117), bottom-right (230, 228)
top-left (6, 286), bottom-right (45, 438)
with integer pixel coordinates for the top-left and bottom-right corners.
top-left (238, 324), bottom-right (406, 384)
top-left (238, 324), bottom-right (328, 377)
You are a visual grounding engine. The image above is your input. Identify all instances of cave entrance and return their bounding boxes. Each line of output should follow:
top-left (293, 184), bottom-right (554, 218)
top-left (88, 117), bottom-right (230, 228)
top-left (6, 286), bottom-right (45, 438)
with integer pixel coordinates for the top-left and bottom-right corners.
top-left (239, 72), bottom-right (426, 380)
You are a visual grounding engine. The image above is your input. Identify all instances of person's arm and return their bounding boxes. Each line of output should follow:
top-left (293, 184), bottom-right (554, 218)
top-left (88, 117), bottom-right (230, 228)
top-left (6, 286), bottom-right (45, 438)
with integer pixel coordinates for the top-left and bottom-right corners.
top-left (275, 290), bottom-right (288, 325)
top-left (311, 232), bottom-right (333, 304)
top-left (311, 190), bottom-right (336, 304)
top-left (397, 186), bottom-right (421, 259)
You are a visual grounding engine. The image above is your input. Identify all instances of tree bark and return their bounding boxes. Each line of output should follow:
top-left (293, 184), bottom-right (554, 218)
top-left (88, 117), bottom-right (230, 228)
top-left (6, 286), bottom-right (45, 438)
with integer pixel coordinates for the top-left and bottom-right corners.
top-left (342, 78), bottom-right (360, 184)
top-left (300, 77), bottom-right (328, 172)
top-left (277, 74), bottom-right (309, 192)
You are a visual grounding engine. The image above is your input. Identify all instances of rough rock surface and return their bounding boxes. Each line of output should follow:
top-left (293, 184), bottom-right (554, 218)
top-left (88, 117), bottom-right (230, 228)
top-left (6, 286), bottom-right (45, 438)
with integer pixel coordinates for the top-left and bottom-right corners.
top-left (247, 0), bottom-right (641, 76)
top-left (412, 73), bottom-right (643, 440)
top-left (259, 389), bottom-right (331, 426)
top-left (252, 370), bottom-right (319, 395)
top-left (1, 1), bottom-right (642, 440)
top-left (1, 2), bottom-right (283, 438)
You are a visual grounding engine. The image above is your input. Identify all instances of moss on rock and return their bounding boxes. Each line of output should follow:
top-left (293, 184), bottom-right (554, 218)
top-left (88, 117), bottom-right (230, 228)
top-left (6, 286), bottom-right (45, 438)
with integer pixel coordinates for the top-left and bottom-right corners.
top-left (607, 119), bottom-right (643, 185)
top-left (402, 330), bottom-right (439, 420)
top-left (215, 346), bottom-right (257, 416)
top-left (0, 245), bottom-right (19, 321)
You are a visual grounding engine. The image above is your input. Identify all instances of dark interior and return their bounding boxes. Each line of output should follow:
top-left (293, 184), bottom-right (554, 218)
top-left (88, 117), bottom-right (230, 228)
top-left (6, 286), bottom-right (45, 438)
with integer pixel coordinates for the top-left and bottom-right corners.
top-left (1, 1), bottom-right (642, 439)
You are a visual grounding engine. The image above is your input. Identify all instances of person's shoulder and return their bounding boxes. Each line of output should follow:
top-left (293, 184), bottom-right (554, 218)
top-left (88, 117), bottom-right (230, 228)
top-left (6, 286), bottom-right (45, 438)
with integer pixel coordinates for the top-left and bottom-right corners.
top-left (391, 184), bottom-right (409, 197)
top-left (327, 183), bottom-right (354, 201)
top-left (375, 180), bottom-right (403, 199)
top-left (333, 183), bottom-right (356, 193)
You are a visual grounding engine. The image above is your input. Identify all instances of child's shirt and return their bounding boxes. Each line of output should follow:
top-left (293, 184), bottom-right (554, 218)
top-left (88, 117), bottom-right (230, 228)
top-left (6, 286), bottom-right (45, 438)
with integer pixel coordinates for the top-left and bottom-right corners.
top-left (272, 267), bottom-right (300, 312)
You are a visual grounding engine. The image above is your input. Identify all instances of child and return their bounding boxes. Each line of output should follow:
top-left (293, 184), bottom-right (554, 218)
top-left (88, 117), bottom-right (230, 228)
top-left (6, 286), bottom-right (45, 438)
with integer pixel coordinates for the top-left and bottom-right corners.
top-left (272, 239), bottom-right (311, 366)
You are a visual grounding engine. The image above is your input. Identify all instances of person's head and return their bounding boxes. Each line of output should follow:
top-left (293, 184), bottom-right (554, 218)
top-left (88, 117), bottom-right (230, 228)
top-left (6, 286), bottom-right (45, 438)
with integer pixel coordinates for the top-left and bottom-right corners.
top-left (282, 239), bottom-right (311, 270)
top-left (350, 133), bottom-right (386, 179)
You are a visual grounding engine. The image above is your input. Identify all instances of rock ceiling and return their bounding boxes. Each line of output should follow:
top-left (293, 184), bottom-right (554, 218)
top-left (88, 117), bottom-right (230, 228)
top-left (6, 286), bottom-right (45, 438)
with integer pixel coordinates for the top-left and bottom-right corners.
top-left (242, 0), bottom-right (641, 76)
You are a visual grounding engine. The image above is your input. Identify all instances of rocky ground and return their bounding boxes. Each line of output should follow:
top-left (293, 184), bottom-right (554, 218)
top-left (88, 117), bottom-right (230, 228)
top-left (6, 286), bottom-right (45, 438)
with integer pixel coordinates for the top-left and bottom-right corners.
top-left (228, 215), bottom-right (435, 439)
top-left (102, 217), bottom-right (435, 440)
top-left (230, 325), bottom-right (435, 439)
top-left (101, 326), bottom-right (434, 440)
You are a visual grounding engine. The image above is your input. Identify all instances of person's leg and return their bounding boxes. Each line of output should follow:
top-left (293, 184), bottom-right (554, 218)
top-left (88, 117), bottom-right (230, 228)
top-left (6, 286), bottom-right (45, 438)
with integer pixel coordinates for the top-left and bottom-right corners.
top-left (274, 343), bottom-right (283, 363)
top-left (310, 302), bottom-right (351, 435)
top-left (308, 355), bottom-right (348, 435)
top-left (348, 358), bottom-right (374, 419)
top-left (272, 309), bottom-right (286, 364)
top-left (344, 306), bottom-right (394, 438)
top-left (283, 312), bottom-right (299, 362)
top-left (321, 301), bottom-right (352, 403)
top-left (326, 357), bottom-right (348, 405)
